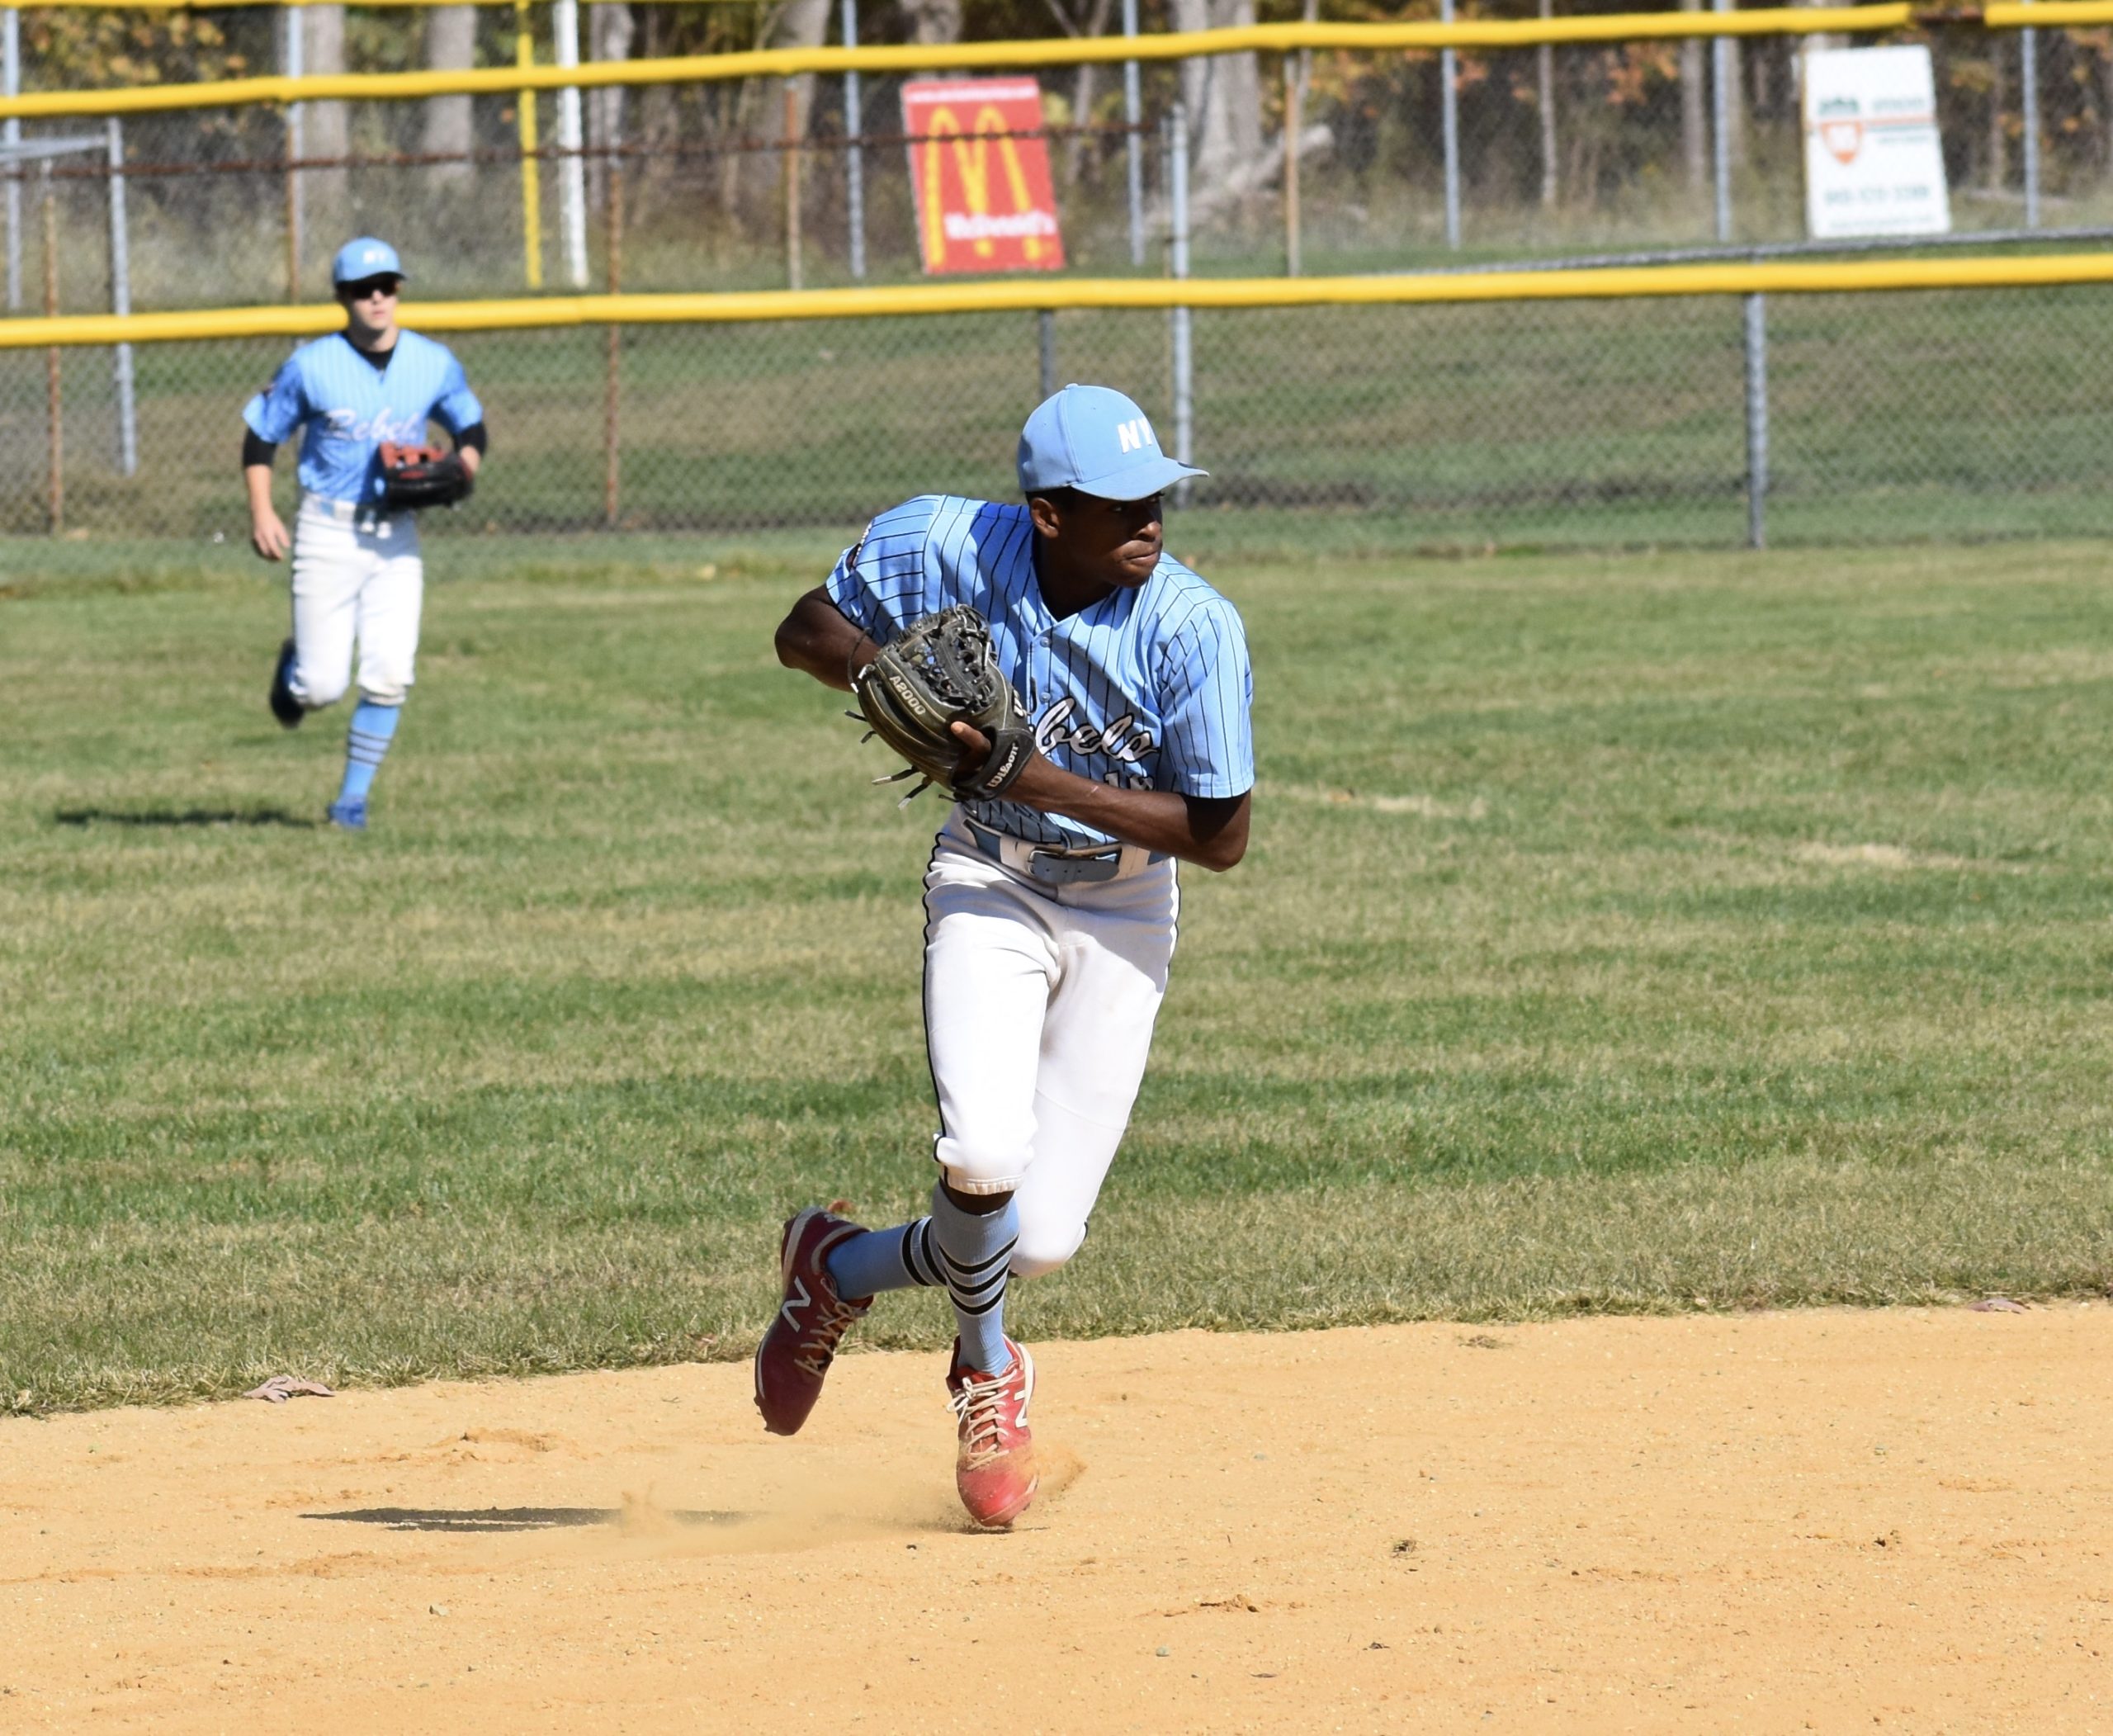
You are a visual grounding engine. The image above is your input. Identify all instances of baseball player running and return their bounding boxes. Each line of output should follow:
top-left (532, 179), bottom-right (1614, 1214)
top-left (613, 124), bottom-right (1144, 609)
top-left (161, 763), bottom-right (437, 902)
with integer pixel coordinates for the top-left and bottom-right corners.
top-left (243, 237), bottom-right (486, 830)
top-left (756, 384), bottom-right (1255, 1527)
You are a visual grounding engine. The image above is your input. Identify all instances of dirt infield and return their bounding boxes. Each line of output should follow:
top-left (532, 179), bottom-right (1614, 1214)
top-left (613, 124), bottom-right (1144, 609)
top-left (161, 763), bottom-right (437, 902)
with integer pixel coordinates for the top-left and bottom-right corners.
top-left (7, 1308), bottom-right (2111, 1733)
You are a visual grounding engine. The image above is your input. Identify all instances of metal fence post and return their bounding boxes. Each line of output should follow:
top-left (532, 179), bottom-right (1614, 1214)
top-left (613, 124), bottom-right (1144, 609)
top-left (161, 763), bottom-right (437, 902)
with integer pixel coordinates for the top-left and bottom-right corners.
top-left (1168, 102), bottom-right (1193, 504)
top-left (41, 165), bottom-right (59, 533)
top-left (842, 0), bottom-right (865, 280)
top-left (4, 7), bottom-right (20, 312)
top-left (106, 117), bottom-right (136, 478)
top-left (1743, 291), bottom-right (1768, 549)
top-left (603, 166), bottom-right (622, 528)
top-left (555, 0), bottom-right (589, 287)
top-left (2021, 9), bottom-right (2041, 229)
top-left (1123, 0), bottom-right (1144, 268)
top-left (1439, 0), bottom-right (1461, 249)
top-left (783, 79), bottom-right (803, 291)
top-left (1711, 0), bottom-right (1732, 242)
top-left (1038, 309), bottom-right (1056, 399)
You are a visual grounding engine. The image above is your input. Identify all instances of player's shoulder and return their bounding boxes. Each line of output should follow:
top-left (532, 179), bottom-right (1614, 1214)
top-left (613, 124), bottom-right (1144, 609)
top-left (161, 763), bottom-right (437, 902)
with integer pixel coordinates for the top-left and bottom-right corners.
top-left (1141, 551), bottom-right (1246, 646)
top-left (860, 494), bottom-right (1029, 574)
top-left (867, 493), bottom-right (1022, 543)
top-left (285, 332), bottom-right (347, 372)
top-left (395, 329), bottom-right (464, 371)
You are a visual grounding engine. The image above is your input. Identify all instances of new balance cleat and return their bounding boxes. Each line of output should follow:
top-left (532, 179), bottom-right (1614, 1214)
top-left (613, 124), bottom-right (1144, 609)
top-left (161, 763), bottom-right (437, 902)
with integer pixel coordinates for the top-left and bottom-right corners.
top-left (754, 1205), bottom-right (872, 1436)
top-left (325, 797), bottom-right (367, 830)
top-left (268, 637), bottom-right (304, 729)
top-left (947, 1336), bottom-right (1038, 1528)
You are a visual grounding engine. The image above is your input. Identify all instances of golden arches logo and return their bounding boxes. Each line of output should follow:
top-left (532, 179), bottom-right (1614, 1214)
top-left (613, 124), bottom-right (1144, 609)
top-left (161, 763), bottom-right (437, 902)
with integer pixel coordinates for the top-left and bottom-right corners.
top-left (919, 104), bottom-right (1049, 267)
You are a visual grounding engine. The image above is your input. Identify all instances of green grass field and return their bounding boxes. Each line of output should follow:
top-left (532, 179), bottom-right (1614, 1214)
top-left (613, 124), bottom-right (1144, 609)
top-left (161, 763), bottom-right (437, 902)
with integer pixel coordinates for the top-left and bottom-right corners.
top-left (4, 532), bottom-right (2112, 1416)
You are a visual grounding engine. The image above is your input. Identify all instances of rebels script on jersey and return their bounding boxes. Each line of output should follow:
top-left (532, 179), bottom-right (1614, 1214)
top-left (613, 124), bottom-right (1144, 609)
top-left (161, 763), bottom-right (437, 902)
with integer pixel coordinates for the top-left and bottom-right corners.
top-left (243, 330), bottom-right (483, 506)
top-left (827, 494), bottom-right (1255, 850)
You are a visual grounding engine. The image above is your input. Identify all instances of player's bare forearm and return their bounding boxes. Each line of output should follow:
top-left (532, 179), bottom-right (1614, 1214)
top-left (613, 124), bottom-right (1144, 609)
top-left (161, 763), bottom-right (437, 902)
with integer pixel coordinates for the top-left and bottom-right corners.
top-left (775, 587), bottom-right (879, 694)
top-left (243, 463), bottom-right (289, 561)
top-left (953, 722), bottom-right (1250, 872)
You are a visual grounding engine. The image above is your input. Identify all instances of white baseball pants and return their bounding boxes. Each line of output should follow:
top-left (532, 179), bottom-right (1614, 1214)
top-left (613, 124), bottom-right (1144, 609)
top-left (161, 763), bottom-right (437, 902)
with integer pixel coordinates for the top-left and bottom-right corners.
top-left (286, 494), bottom-right (423, 708)
top-left (922, 814), bottom-right (1179, 1278)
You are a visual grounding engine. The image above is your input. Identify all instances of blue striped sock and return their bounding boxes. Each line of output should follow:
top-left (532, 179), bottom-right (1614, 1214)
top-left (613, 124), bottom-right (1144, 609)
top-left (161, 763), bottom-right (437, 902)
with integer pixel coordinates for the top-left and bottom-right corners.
top-left (338, 701), bottom-right (401, 804)
top-left (825, 1217), bottom-right (943, 1302)
top-left (930, 1186), bottom-right (1019, 1374)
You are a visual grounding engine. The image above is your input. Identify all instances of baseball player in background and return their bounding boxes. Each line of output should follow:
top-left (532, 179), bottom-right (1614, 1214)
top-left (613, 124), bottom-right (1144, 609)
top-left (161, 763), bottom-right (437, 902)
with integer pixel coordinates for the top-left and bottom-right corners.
top-left (757, 385), bottom-right (1255, 1527)
top-left (243, 237), bottom-right (486, 830)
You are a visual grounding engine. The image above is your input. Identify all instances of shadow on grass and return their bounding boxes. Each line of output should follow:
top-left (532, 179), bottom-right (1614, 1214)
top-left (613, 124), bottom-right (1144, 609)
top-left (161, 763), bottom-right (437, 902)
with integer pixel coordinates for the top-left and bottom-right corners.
top-left (305, 1506), bottom-right (749, 1534)
top-left (54, 807), bottom-right (318, 830)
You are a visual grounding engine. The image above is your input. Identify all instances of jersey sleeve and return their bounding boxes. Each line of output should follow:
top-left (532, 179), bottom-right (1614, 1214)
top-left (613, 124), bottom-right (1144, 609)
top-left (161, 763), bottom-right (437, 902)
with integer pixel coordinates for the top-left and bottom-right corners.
top-left (428, 350), bottom-right (484, 435)
top-left (1154, 595), bottom-right (1255, 799)
top-left (822, 497), bottom-right (943, 644)
top-left (243, 353), bottom-right (309, 445)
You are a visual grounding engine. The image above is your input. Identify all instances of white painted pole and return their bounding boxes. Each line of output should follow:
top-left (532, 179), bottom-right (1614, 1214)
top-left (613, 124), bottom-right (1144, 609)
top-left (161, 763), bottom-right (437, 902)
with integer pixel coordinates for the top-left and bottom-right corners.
top-left (1123, 0), bottom-right (1143, 267)
top-left (554, 0), bottom-right (589, 286)
top-left (843, 0), bottom-right (864, 280)
top-left (1439, 0), bottom-right (1461, 248)
top-left (4, 8), bottom-right (20, 311)
top-left (1169, 102), bottom-right (1193, 504)
top-left (282, 6), bottom-right (305, 295)
top-left (2021, 8), bottom-right (2041, 229)
top-left (106, 116), bottom-right (136, 478)
top-left (1711, 0), bottom-right (1732, 242)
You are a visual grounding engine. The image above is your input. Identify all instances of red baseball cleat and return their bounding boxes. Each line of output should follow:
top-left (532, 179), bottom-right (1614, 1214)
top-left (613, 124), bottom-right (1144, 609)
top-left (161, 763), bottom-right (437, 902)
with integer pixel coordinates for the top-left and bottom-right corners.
top-left (754, 1206), bottom-right (872, 1436)
top-left (946, 1336), bottom-right (1038, 1528)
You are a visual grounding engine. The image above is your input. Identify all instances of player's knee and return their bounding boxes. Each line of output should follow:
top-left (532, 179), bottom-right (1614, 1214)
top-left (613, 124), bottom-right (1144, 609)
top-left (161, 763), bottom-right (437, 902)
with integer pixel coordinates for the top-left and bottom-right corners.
top-left (934, 1129), bottom-right (1033, 1198)
top-left (1009, 1216), bottom-right (1088, 1280)
top-left (296, 669), bottom-right (349, 709)
top-left (355, 646), bottom-right (413, 705)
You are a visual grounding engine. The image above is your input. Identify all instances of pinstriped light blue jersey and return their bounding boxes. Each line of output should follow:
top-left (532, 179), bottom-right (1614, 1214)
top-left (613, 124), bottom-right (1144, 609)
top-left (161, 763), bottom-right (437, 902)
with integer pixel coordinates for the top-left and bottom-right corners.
top-left (826, 494), bottom-right (1255, 850)
top-left (243, 329), bottom-right (483, 506)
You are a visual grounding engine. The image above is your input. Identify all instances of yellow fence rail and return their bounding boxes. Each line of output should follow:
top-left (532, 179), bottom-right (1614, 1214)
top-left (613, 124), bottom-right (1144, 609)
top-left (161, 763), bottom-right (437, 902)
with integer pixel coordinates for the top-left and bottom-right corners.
top-left (9, 5), bottom-right (2092, 124)
top-left (17, 0), bottom-right (754, 7)
top-left (6, 253), bottom-right (2113, 351)
top-left (4, 0), bottom-right (2108, 15)
top-left (10, 0), bottom-right (2111, 17)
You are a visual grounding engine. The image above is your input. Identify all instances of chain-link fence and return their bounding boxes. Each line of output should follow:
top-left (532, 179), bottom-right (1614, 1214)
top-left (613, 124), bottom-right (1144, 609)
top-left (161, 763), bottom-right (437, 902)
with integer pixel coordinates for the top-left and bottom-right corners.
top-left (10, 267), bottom-right (2113, 546)
top-left (9, 12), bottom-right (2113, 547)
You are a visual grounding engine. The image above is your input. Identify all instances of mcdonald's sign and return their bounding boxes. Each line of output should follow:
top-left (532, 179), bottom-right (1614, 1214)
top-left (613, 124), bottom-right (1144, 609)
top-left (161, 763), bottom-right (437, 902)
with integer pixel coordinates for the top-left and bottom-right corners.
top-left (901, 78), bottom-right (1067, 276)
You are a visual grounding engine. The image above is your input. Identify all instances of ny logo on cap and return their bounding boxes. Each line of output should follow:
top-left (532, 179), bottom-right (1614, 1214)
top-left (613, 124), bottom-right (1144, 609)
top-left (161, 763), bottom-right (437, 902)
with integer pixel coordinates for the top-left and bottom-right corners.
top-left (1115, 418), bottom-right (1158, 454)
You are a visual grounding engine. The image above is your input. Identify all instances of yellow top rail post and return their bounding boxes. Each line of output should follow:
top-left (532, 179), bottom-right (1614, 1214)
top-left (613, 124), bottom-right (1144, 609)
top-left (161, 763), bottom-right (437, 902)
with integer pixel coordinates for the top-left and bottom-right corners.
top-left (516, 0), bottom-right (542, 291)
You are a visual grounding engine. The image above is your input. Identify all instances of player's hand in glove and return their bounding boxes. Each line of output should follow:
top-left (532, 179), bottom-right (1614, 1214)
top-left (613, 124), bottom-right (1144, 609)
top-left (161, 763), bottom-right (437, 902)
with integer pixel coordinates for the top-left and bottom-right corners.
top-left (851, 605), bottom-right (1033, 802)
top-left (378, 441), bottom-right (475, 510)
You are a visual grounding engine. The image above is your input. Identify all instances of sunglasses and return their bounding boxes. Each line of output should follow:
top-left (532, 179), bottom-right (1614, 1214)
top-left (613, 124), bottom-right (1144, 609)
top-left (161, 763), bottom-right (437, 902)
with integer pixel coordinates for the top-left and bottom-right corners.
top-left (338, 277), bottom-right (402, 301)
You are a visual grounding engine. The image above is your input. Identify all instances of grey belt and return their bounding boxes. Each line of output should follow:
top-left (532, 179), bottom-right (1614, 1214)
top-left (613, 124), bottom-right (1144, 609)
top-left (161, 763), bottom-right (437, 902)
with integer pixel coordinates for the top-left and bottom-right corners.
top-left (305, 494), bottom-right (404, 528)
top-left (963, 817), bottom-right (1167, 887)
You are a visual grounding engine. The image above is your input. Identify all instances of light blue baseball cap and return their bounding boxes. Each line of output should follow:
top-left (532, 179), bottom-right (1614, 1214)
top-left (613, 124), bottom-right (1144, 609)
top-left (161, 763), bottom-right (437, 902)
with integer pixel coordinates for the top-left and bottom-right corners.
top-left (1017, 384), bottom-right (1206, 501)
top-left (332, 236), bottom-right (406, 286)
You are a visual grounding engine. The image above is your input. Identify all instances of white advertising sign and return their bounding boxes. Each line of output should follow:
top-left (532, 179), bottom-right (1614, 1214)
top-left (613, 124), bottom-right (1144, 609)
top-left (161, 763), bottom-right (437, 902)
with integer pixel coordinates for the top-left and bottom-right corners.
top-left (1802, 46), bottom-right (1950, 239)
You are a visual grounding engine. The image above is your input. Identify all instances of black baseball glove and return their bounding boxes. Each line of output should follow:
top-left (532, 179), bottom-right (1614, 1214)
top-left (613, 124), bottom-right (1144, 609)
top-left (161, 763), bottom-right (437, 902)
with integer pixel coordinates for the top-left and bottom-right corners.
top-left (851, 605), bottom-right (1033, 802)
top-left (378, 442), bottom-right (474, 510)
